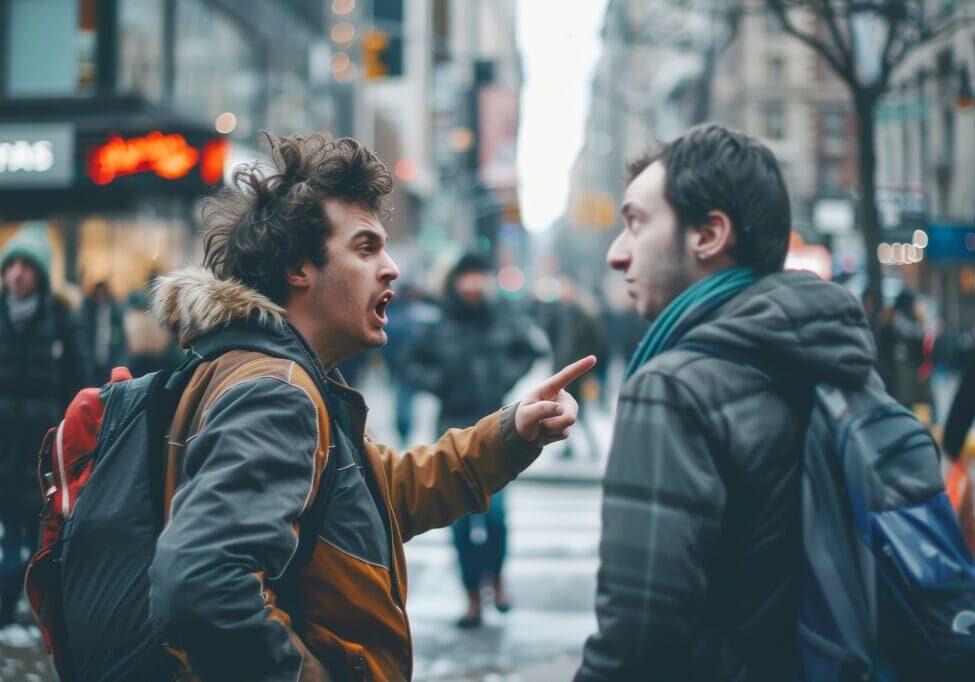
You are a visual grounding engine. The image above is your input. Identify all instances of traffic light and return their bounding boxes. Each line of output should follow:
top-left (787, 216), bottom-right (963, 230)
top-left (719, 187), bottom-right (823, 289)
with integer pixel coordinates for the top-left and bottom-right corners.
top-left (363, 0), bottom-right (402, 79)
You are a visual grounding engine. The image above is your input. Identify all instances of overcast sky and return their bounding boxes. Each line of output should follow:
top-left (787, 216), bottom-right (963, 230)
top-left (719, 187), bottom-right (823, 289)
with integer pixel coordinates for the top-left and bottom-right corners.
top-left (516, 0), bottom-right (607, 233)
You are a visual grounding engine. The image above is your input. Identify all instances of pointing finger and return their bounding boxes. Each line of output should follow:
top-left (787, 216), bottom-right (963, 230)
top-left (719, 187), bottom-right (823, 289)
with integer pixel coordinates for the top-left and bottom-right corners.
top-left (537, 355), bottom-right (597, 398)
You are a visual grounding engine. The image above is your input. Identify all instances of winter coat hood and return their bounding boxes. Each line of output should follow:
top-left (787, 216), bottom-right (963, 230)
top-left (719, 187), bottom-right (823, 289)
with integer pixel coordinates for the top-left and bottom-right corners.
top-left (150, 266), bottom-right (287, 346)
top-left (681, 269), bottom-right (876, 388)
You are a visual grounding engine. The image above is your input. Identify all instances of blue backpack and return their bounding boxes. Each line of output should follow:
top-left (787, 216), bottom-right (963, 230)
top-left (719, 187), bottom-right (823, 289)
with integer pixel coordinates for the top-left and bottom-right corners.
top-left (678, 341), bottom-right (975, 681)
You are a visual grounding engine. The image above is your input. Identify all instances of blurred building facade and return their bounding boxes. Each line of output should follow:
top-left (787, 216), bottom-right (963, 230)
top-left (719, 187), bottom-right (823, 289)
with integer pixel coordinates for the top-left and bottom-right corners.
top-left (325, 0), bottom-right (523, 287)
top-left (0, 0), bottom-right (340, 299)
top-left (709, 2), bottom-right (858, 241)
top-left (559, 0), bottom-right (713, 291)
top-left (564, 0), bottom-right (975, 319)
top-left (0, 0), bottom-right (522, 301)
top-left (875, 15), bottom-right (975, 335)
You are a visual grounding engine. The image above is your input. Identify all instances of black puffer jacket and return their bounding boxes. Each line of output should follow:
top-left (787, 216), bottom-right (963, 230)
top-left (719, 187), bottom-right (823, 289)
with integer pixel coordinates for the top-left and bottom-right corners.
top-left (0, 291), bottom-right (91, 516)
top-left (404, 294), bottom-right (543, 432)
top-left (576, 271), bottom-right (876, 682)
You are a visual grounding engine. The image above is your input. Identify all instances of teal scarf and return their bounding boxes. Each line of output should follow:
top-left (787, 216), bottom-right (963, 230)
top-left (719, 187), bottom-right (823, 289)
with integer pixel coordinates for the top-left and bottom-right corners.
top-left (625, 267), bottom-right (758, 380)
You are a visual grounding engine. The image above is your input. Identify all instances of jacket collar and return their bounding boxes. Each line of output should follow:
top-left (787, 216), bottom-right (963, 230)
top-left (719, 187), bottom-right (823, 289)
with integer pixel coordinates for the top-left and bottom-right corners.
top-left (151, 266), bottom-right (363, 403)
top-left (150, 266), bottom-right (287, 347)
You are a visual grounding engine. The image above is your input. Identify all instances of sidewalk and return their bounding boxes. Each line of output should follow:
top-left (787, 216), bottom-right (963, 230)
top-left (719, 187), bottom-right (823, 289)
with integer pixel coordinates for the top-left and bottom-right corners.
top-left (420, 655), bottom-right (581, 681)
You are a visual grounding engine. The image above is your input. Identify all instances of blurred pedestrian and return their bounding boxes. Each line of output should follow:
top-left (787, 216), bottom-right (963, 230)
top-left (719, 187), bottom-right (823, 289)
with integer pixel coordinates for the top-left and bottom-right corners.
top-left (123, 271), bottom-right (184, 377)
top-left (82, 280), bottom-right (126, 384)
top-left (404, 252), bottom-right (545, 627)
top-left (0, 224), bottom-right (90, 630)
top-left (146, 133), bottom-right (592, 680)
top-left (577, 124), bottom-right (878, 680)
top-left (931, 319), bottom-right (964, 426)
top-left (876, 289), bottom-right (932, 410)
top-left (382, 281), bottom-right (440, 446)
top-left (534, 277), bottom-right (605, 459)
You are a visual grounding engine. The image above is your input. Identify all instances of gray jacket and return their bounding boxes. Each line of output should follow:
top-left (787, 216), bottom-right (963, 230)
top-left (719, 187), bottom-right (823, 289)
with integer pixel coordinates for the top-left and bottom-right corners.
top-left (577, 271), bottom-right (877, 681)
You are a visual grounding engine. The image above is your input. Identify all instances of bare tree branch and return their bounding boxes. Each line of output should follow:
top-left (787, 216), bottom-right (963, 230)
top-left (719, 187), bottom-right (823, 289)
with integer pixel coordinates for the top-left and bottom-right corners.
top-left (767, 0), bottom-right (857, 86)
top-left (875, 1), bottom-right (904, 90)
top-left (817, 0), bottom-right (855, 74)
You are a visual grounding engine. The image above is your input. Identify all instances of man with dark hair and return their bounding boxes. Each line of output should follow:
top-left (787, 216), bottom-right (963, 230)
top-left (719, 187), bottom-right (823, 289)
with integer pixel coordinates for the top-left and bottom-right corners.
top-left (575, 124), bottom-right (877, 680)
top-left (0, 224), bottom-right (90, 632)
top-left (147, 133), bottom-right (594, 681)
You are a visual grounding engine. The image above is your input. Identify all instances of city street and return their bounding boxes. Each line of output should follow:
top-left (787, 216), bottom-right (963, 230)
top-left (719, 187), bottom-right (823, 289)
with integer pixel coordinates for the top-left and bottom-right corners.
top-left (407, 479), bottom-right (601, 681)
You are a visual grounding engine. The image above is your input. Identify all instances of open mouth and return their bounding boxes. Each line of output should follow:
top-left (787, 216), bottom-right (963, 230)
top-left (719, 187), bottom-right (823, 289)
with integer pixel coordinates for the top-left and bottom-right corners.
top-left (374, 290), bottom-right (394, 323)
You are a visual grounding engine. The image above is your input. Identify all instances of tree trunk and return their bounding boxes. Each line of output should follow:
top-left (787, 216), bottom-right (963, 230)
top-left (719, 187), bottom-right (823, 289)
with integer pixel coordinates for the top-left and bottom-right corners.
top-left (854, 91), bottom-right (883, 322)
top-left (692, 43), bottom-right (717, 124)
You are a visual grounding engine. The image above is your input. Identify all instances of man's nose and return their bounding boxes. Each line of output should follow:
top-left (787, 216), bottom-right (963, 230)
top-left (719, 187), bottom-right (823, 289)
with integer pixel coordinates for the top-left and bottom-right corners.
top-left (606, 233), bottom-right (629, 271)
top-left (381, 253), bottom-right (399, 283)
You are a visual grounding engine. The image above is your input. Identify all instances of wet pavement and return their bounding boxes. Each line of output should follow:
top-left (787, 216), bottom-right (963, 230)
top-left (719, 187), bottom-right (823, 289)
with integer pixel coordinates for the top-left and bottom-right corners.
top-left (406, 480), bottom-right (601, 681)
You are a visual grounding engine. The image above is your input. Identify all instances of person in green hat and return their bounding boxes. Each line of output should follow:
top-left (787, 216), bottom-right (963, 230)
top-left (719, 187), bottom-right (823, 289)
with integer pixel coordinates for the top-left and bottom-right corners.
top-left (0, 223), bottom-right (91, 631)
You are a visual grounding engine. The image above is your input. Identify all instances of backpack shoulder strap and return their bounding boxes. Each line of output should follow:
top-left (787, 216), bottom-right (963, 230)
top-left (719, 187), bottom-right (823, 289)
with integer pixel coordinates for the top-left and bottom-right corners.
top-left (172, 342), bottom-right (337, 571)
top-left (291, 428), bottom-right (337, 570)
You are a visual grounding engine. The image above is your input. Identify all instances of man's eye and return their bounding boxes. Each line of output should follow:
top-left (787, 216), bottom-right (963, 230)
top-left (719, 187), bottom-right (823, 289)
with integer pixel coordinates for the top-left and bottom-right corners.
top-left (359, 243), bottom-right (375, 253)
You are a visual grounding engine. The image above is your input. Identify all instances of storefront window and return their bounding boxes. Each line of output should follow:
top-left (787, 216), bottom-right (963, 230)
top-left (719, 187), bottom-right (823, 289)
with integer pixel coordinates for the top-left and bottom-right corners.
top-left (118, 0), bottom-right (164, 100)
top-left (78, 215), bottom-right (188, 296)
top-left (174, 0), bottom-right (263, 138)
top-left (6, 0), bottom-right (96, 96)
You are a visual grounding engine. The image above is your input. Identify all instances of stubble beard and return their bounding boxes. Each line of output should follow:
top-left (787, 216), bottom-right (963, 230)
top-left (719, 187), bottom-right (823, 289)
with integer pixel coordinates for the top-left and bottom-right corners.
top-left (642, 239), bottom-right (695, 322)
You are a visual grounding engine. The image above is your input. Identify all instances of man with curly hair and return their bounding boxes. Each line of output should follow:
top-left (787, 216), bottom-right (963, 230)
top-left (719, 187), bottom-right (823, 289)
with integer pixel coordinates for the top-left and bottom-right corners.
top-left (147, 133), bottom-right (594, 681)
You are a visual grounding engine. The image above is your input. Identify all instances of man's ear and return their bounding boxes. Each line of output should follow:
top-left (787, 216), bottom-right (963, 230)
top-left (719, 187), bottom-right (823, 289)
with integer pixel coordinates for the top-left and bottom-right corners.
top-left (285, 261), bottom-right (312, 290)
top-left (686, 210), bottom-right (735, 262)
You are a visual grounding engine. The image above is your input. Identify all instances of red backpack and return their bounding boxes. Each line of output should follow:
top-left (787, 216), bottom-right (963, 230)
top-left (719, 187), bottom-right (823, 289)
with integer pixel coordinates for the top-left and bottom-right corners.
top-left (25, 366), bottom-right (133, 674)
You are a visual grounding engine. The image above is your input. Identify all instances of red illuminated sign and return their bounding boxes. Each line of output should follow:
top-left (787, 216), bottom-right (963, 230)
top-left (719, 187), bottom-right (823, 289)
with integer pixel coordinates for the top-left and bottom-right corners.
top-left (86, 131), bottom-right (227, 186)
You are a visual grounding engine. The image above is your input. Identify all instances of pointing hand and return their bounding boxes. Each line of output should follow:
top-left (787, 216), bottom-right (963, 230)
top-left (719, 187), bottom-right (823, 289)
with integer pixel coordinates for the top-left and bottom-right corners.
top-left (514, 355), bottom-right (597, 446)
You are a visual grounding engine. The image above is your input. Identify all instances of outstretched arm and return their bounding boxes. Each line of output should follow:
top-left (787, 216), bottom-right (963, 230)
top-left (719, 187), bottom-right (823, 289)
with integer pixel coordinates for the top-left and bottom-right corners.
top-left (377, 356), bottom-right (597, 541)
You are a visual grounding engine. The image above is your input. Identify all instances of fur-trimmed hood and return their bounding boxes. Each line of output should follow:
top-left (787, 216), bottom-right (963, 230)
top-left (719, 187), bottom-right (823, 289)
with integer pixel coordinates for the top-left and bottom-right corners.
top-left (151, 266), bottom-right (286, 346)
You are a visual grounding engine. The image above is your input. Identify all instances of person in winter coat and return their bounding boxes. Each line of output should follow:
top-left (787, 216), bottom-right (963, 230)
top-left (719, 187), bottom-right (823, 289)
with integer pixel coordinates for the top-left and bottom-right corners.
top-left (875, 289), bottom-right (932, 409)
top-left (0, 224), bottom-right (90, 628)
top-left (576, 124), bottom-right (878, 681)
top-left (403, 252), bottom-right (545, 628)
top-left (534, 277), bottom-right (606, 459)
top-left (147, 133), bottom-right (594, 681)
top-left (81, 280), bottom-right (127, 384)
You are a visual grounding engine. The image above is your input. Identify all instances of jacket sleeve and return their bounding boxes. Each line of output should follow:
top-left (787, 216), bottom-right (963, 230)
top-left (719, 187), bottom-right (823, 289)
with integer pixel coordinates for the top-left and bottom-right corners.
top-left (374, 404), bottom-right (540, 541)
top-left (576, 370), bottom-right (727, 681)
top-left (149, 377), bottom-right (323, 682)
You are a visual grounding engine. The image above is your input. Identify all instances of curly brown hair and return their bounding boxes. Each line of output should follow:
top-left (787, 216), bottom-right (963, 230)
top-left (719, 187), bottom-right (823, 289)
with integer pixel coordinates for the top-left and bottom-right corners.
top-left (203, 132), bottom-right (393, 305)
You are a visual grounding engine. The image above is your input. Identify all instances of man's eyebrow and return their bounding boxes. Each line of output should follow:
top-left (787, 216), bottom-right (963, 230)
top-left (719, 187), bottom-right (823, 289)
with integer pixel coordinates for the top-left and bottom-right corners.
top-left (350, 228), bottom-right (389, 244)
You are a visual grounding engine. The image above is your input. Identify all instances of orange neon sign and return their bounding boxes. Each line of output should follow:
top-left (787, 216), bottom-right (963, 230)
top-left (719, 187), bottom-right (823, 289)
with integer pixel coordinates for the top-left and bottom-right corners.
top-left (86, 131), bottom-right (226, 186)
